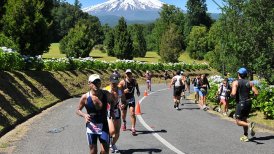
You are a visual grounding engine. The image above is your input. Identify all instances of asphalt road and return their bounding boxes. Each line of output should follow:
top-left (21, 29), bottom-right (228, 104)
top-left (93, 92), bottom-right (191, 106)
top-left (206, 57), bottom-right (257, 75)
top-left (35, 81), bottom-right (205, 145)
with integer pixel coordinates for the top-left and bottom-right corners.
top-left (12, 84), bottom-right (274, 154)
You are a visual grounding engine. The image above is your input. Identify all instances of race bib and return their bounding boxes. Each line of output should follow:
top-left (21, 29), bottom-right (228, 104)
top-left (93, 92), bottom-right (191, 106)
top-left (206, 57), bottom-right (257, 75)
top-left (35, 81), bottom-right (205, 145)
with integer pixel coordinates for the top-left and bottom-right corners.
top-left (126, 98), bottom-right (135, 104)
top-left (114, 109), bottom-right (120, 118)
top-left (86, 122), bottom-right (103, 134)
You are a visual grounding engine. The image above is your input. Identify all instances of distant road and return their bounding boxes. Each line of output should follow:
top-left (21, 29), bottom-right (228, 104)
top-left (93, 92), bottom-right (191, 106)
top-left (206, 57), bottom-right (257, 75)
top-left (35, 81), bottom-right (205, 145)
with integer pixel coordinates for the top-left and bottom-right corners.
top-left (12, 84), bottom-right (274, 154)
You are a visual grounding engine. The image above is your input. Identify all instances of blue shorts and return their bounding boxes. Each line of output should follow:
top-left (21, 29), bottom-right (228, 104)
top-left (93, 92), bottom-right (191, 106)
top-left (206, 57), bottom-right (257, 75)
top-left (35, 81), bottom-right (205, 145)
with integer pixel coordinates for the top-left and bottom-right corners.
top-left (86, 123), bottom-right (109, 145)
top-left (194, 87), bottom-right (199, 93)
top-left (199, 89), bottom-right (207, 96)
top-left (125, 97), bottom-right (136, 108)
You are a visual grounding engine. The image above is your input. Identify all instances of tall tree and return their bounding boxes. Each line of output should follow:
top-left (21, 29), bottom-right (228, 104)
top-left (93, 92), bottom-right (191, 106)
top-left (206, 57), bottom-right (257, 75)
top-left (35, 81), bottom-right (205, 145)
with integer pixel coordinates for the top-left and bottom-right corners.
top-left (184, 0), bottom-right (212, 41)
top-left (151, 4), bottom-right (185, 53)
top-left (187, 26), bottom-right (208, 60)
top-left (2, 0), bottom-right (51, 56)
top-left (159, 24), bottom-right (182, 63)
top-left (60, 18), bottom-right (103, 58)
top-left (206, 0), bottom-right (274, 83)
top-left (129, 24), bottom-right (147, 57)
top-left (113, 17), bottom-right (133, 60)
top-left (0, 0), bottom-right (7, 27)
top-left (51, 2), bottom-right (90, 42)
top-left (104, 28), bottom-right (115, 56)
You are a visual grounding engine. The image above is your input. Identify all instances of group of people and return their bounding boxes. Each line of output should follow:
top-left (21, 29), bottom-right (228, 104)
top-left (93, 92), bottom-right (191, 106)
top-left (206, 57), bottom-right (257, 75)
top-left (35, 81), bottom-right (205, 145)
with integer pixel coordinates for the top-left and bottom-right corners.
top-left (76, 69), bottom-right (140, 154)
top-left (172, 68), bottom-right (259, 142)
top-left (76, 67), bottom-right (259, 154)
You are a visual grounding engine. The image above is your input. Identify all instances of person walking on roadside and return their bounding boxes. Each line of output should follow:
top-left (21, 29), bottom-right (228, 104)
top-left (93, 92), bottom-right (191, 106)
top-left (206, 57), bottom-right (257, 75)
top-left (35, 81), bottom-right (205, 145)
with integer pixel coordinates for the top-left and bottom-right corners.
top-left (231, 68), bottom-right (258, 142)
top-left (170, 71), bottom-right (183, 110)
top-left (163, 70), bottom-right (169, 85)
top-left (76, 74), bottom-right (109, 154)
top-left (217, 78), bottom-right (231, 115)
top-left (185, 75), bottom-right (191, 93)
top-left (198, 74), bottom-right (210, 110)
top-left (192, 74), bottom-right (201, 103)
top-left (106, 74), bottom-right (122, 153)
top-left (118, 69), bottom-right (140, 136)
top-left (180, 72), bottom-right (186, 102)
top-left (145, 70), bottom-right (152, 91)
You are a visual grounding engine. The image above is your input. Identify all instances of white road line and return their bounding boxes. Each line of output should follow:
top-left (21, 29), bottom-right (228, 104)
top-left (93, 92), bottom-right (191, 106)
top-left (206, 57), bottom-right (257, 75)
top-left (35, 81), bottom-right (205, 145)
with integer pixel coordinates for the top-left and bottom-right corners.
top-left (137, 88), bottom-right (185, 154)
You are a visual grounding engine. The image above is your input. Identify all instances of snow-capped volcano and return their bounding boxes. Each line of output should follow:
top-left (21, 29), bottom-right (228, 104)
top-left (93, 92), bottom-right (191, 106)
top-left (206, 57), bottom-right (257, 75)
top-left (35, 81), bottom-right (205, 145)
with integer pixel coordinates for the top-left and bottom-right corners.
top-left (83, 0), bottom-right (165, 24)
top-left (83, 0), bottom-right (164, 12)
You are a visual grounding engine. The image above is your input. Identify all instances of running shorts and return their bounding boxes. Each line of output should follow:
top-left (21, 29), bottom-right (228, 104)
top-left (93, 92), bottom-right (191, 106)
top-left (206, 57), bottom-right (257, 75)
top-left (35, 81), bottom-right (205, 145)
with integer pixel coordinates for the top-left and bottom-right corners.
top-left (235, 100), bottom-right (252, 120)
top-left (86, 122), bottom-right (109, 145)
top-left (125, 97), bottom-right (136, 108)
top-left (173, 86), bottom-right (182, 97)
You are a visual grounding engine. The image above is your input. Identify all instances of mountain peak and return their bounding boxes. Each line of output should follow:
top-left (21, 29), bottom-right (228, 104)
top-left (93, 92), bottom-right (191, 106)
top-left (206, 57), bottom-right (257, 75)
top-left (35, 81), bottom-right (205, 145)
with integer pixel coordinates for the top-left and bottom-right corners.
top-left (82, 0), bottom-right (164, 13)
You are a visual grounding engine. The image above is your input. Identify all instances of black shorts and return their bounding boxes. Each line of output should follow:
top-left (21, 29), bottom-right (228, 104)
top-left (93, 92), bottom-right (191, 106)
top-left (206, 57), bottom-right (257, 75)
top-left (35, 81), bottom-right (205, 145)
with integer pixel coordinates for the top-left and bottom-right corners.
top-left (173, 86), bottom-right (182, 97)
top-left (181, 84), bottom-right (185, 91)
top-left (235, 100), bottom-right (252, 120)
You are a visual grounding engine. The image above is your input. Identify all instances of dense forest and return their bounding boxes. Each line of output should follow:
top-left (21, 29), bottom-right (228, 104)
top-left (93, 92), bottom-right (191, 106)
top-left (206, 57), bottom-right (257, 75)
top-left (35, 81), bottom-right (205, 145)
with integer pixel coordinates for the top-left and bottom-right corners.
top-left (0, 0), bottom-right (273, 83)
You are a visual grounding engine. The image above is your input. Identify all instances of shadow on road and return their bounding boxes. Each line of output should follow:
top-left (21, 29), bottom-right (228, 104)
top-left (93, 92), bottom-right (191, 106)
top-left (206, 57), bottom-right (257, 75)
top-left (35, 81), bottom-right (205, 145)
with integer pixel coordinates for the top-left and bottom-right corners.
top-left (249, 135), bottom-right (274, 145)
top-left (136, 129), bottom-right (167, 135)
top-left (119, 148), bottom-right (162, 154)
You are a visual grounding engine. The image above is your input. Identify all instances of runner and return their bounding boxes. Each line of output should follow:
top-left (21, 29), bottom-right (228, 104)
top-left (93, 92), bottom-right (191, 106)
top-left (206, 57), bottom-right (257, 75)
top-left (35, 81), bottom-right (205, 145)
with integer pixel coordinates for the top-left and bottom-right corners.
top-left (185, 75), bottom-right (191, 93)
top-left (76, 74), bottom-right (109, 154)
top-left (192, 74), bottom-right (201, 103)
top-left (163, 70), bottom-right (169, 85)
top-left (145, 70), bottom-right (152, 91)
top-left (198, 74), bottom-right (210, 110)
top-left (217, 78), bottom-right (231, 115)
top-left (180, 72), bottom-right (186, 102)
top-left (231, 68), bottom-right (258, 142)
top-left (118, 69), bottom-right (140, 136)
top-left (113, 69), bottom-right (121, 79)
top-left (170, 71), bottom-right (183, 110)
top-left (106, 74), bottom-right (122, 153)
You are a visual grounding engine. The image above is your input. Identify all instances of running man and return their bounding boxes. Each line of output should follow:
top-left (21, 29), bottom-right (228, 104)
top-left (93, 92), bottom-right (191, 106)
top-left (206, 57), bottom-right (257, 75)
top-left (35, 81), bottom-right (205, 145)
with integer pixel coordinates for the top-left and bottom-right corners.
top-left (106, 74), bottom-right (122, 153)
top-left (170, 71), bottom-right (183, 110)
top-left (118, 69), bottom-right (140, 136)
top-left (231, 68), bottom-right (258, 142)
top-left (76, 74), bottom-right (109, 154)
top-left (192, 74), bottom-right (201, 103)
top-left (145, 70), bottom-right (152, 91)
top-left (180, 72), bottom-right (186, 101)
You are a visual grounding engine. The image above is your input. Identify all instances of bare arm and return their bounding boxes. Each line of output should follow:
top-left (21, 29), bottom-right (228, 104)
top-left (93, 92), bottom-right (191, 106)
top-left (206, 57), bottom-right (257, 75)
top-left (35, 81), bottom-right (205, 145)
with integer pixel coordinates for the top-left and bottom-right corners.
top-left (135, 80), bottom-right (140, 96)
top-left (250, 82), bottom-right (259, 96)
top-left (230, 80), bottom-right (238, 97)
top-left (76, 94), bottom-right (90, 123)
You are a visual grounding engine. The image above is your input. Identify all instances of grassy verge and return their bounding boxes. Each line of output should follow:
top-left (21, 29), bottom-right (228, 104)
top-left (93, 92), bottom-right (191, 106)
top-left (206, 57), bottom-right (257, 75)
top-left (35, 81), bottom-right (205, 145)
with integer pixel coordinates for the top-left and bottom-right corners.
top-left (43, 43), bottom-right (206, 64)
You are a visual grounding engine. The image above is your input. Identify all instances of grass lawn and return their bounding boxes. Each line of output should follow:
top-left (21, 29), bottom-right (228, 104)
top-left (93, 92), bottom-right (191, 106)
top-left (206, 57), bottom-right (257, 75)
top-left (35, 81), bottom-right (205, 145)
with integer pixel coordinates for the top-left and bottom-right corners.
top-left (43, 43), bottom-right (206, 64)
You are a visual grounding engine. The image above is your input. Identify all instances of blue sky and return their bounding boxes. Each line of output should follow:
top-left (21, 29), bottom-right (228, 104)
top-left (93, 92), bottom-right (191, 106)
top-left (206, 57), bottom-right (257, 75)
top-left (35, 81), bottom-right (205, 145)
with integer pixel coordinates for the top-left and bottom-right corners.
top-left (65, 0), bottom-right (224, 13)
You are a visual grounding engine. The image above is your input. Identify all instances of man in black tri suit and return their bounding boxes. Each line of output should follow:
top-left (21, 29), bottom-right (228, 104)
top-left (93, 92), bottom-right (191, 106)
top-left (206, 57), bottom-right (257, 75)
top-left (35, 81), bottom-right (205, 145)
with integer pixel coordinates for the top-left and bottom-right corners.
top-left (118, 69), bottom-right (140, 136)
top-left (231, 68), bottom-right (258, 142)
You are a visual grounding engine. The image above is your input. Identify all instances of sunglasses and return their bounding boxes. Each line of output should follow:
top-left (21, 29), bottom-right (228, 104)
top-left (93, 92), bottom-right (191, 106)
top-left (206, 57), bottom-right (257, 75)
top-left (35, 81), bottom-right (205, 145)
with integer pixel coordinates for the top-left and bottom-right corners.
top-left (91, 79), bottom-right (101, 85)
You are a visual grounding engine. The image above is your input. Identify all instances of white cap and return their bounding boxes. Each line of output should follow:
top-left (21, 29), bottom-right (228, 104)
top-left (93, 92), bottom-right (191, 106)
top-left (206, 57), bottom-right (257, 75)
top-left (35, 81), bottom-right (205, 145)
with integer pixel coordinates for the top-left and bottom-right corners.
top-left (88, 74), bottom-right (100, 82)
top-left (125, 69), bottom-right (132, 73)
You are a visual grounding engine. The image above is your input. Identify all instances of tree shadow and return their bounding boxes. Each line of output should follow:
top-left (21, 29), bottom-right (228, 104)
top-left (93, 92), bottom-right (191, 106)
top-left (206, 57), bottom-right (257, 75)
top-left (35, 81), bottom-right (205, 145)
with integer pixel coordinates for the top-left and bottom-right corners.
top-left (0, 72), bottom-right (38, 113)
top-left (24, 71), bottom-right (71, 100)
top-left (119, 148), bottom-right (162, 154)
top-left (11, 71), bottom-right (42, 97)
top-left (136, 129), bottom-right (167, 135)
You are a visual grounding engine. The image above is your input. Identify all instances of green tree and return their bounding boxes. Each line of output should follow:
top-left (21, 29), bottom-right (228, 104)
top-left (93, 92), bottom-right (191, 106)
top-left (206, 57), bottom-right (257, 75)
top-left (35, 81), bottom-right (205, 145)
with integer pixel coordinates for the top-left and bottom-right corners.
top-left (2, 0), bottom-right (51, 56)
top-left (113, 17), bottom-right (133, 60)
top-left (187, 26), bottom-right (208, 60)
top-left (159, 24), bottom-right (182, 62)
top-left (59, 19), bottom-right (103, 58)
top-left (51, 2), bottom-right (91, 42)
top-left (206, 0), bottom-right (274, 83)
top-left (0, 0), bottom-right (7, 29)
top-left (104, 29), bottom-right (115, 56)
top-left (150, 4), bottom-right (185, 53)
top-left (129, 24), bottom-right (147, 57)
top-left (184, 0), bottom-right (212, 41)
top-left (0, 33), bottom-right (18, 50)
